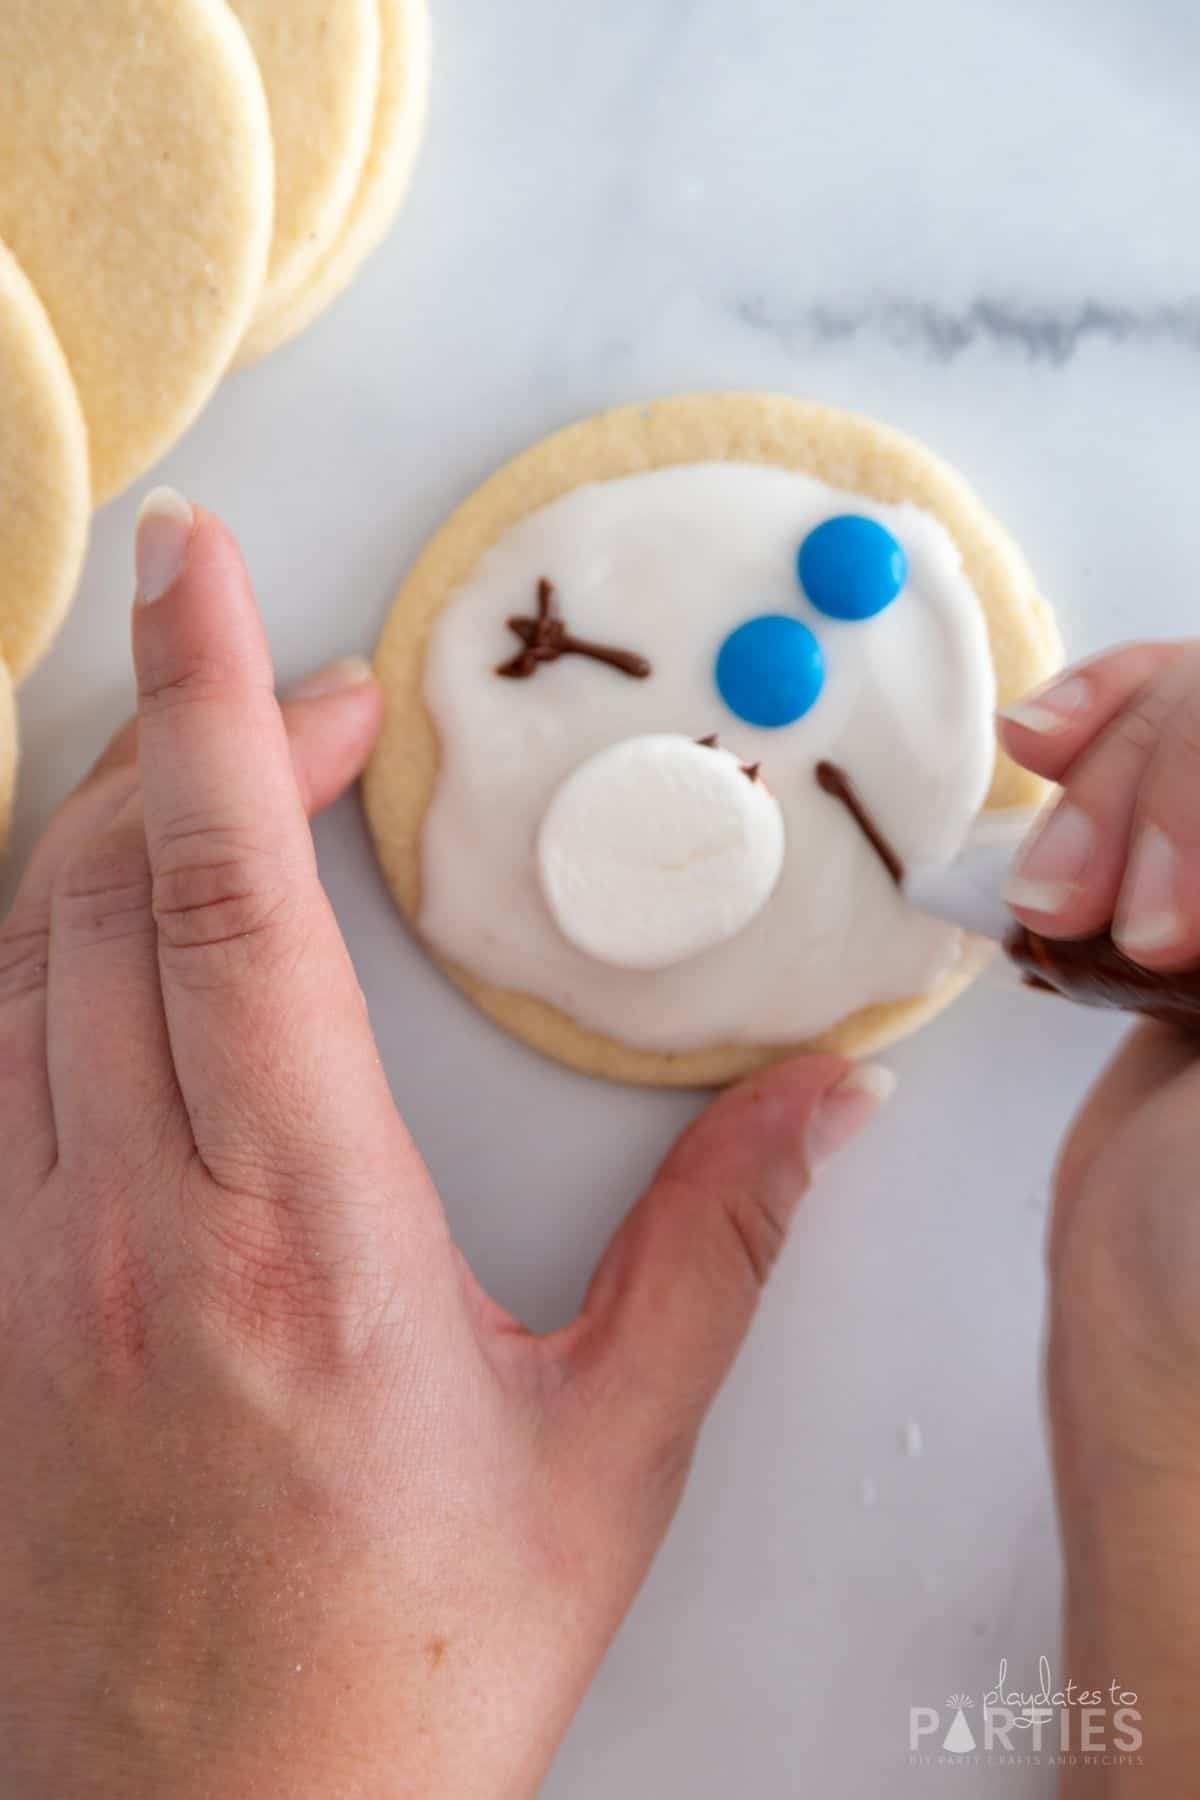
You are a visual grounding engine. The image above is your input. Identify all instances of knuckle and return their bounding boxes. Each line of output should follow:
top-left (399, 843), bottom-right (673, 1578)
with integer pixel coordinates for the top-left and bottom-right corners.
top-left (1109, 698), bottom-right (1163, 767)
top-left (0, 915), bottom-right (50, 1003)
top-left (136, 658), bottom-right (280, 748)
top-left (720, 1181), bottom-right (791, 1288)
top-left (151, 825), bottom-right (298, 967)
top-left (55, 836), bottom-right (154, 948)
top-left (136, 650), bottom-right (239, 713)
top-left (67, 1185), bottom-right (172, 1381)
top-left (184, 1171), bottom-right (381, 1370)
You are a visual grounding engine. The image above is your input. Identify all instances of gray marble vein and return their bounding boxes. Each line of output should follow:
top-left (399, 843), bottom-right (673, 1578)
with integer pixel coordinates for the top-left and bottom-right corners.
top-left (735, 293), bottom-right (1200, 365)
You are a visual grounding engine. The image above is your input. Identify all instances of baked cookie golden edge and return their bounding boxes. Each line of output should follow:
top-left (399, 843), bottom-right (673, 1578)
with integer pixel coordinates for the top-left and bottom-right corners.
top-left (365, 394), bottom-right (1063, 1088)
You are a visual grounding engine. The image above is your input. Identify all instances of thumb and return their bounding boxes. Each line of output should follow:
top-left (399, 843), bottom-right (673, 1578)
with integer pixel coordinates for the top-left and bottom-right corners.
top-left (563, 1056), bottom-right (896, 1477)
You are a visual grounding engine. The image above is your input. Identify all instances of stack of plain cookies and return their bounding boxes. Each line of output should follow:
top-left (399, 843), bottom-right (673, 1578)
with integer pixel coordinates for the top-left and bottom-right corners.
top-left (0, 0), bottom-right (432, 835)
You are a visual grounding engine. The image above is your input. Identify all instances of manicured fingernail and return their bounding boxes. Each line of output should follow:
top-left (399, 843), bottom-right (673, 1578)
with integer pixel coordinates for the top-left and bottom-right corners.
top-left (285, 655), bottom-right (375, 700)
top-left (999, 673), bottom-right (1092, 736)
top-left (135, 487), bottom-right (193, 605)
top-left (807, 1063), bottom-right (897, 1174)
top-left (1006, 803), bottom-right (1094, 914)
top-left (1115, 824), bottom-right (1185, 957)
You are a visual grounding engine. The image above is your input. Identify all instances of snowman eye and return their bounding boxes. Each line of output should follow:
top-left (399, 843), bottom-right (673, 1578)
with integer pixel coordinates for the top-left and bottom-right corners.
top-left (714, 518), bottom-right (905, 728)
top-left (715, 614), bottom-right (825, 728)
top-left (798, 515), bottom-right (907, 621)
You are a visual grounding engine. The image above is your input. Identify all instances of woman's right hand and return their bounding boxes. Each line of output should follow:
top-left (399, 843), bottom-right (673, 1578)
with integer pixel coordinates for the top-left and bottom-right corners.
top-left (1000, 644), bottom-right (1200, 1790)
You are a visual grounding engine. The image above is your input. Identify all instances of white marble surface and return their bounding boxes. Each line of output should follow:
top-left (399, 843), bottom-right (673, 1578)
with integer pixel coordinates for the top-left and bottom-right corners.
top-left (10, 0), bottom-right (1198, 1790)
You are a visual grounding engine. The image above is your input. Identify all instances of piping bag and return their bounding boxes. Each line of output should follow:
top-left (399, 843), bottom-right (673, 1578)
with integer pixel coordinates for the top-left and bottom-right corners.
top-left (905, 809), bottom-right (1200, 1032)
top-left (814, 765), bottom-right (1199, 1031)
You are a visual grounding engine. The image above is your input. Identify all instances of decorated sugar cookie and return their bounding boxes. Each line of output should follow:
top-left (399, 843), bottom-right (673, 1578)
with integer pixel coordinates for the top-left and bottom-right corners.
top-left (366, 395), bottom-right (1062, 1087)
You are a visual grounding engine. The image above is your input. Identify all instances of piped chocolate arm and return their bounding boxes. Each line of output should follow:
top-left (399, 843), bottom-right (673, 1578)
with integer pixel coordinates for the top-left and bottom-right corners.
top-left (815, 761), bottom-right (905, 887)
top-left (497, 578), bottom-right (650, 681)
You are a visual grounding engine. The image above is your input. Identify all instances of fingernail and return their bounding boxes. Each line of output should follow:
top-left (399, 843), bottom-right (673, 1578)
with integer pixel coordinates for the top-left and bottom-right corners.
top-left (998, 673), bottom-right (1091, 736)
top-left (1000, 673), bottom-right (1093, 734)
top-left (1006, 803), bottom-right (1094, 914)
top-left (135, 486), bottom-right (193, 605)
top-left (285, 654), bottom-right (375, 700)
top-left (1115, 824), bottom-right (1185, 957)
top-left (807, 1063), bottom-right (897, 1174)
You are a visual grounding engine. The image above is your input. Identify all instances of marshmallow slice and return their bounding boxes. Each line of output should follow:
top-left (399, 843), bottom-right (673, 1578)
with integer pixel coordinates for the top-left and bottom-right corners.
top-left (537, 734), bottom-right (785, 972)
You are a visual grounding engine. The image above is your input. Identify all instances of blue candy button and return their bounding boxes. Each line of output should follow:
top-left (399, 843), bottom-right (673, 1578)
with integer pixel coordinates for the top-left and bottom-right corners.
top-left (798, 514), bottom-right (907, 621)
top-left (715, 614), bottom-right (825, 728)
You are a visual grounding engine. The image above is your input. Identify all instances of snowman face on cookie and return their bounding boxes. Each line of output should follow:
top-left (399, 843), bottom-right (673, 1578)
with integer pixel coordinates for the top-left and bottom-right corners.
top-left (417, 462), bottom-right (996, 1054)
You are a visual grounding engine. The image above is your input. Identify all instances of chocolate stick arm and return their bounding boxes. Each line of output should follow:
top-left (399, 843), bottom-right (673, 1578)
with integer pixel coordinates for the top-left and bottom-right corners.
top-left (814, 760), bottom-right (905, 887)
top-left (496, 579), bottom-right (652, 682)
top-left (559, 634), bottom-right (651, 679)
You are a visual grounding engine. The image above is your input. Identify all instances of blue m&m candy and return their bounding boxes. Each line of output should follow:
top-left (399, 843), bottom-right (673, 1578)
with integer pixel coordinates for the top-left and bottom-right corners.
top-left (798, 514), bottom-right (907, 621)
top-left (715, 615), bottom-right (825, 728)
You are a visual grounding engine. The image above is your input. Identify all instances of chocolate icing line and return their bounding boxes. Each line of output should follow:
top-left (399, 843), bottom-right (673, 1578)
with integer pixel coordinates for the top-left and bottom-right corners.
top-left (497, 578), bottom-right (651, 681)
top-left (815, 760), bottom-right (905, 887)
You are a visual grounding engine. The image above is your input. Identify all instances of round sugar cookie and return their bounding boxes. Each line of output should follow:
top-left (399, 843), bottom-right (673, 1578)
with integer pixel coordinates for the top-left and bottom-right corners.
top-left (0, 241), bottom-right (90, 683)
top-left (230, 0), bottom-right (380, 329)
top-left (239, 0), bottom-right (432, 365)
top-left (365, 395), bottom-right (1063, 1089)
top-left (0, 0), bottom-right (274, 504)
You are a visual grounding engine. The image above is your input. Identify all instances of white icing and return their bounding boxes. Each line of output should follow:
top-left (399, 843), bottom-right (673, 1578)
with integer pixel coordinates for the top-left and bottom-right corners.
top-left (537, 733), bottom-right (786, 970)
top-left (418, 462), bottom-right (996, 1052)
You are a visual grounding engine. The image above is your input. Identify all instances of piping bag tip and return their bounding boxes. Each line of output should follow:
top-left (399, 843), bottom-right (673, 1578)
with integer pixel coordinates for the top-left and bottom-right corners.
top-left (904, 809), bottom-right (1040, 943)
top-left (906, 808), bottom-right (1200, 1032)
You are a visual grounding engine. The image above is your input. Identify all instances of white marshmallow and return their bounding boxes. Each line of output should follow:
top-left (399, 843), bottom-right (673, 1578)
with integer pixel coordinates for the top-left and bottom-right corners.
top-left (536, 734), bottom-right (785, 971)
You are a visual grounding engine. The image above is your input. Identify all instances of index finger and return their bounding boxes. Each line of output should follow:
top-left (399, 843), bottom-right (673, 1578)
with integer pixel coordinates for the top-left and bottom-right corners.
top-left (131, 489), bottom-right (436, 1220)
top-left (998, 642), bottom-right (1184, 781)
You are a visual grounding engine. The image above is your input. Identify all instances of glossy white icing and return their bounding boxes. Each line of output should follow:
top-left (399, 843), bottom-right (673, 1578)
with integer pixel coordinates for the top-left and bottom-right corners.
top-left (418, 463), bottom-right (996, 1050)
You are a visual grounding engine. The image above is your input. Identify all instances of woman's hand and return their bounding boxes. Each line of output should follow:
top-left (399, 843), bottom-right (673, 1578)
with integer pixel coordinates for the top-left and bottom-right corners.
top-left (1001, 646), bottom-right (1200, 1790)
top-left (0, 491), bottom-right (891, 1799)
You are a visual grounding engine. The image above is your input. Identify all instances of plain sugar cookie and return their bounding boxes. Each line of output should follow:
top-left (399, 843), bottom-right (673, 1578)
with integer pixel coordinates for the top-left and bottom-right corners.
top-left (239, 0), bottom-right (432, 365)
top-left (0, 241), bottom-right (90, 683)
top-left (0, 0), bottom-right (274, 503)
top-left (365, 395), bottom-right (1062, 1088)
top-left (230, 0), bottom-right (381, 331)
